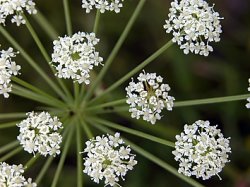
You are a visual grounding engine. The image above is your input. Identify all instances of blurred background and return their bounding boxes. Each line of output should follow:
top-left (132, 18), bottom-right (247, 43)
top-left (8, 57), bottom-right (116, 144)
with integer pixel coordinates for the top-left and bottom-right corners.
top-left (0, 0), bottom-right (250, 186)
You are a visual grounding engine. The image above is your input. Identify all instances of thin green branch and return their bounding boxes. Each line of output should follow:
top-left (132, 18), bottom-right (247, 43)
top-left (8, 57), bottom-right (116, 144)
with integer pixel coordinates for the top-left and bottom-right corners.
top-left (0, 26), bottom-right (68, 101)
top-left (0, 141), bottom-right (19, 155)
top-left (79, 118), bottom-right (93, 139)
top-left (88, 40), bottom-right (173, 105)
top-left (0, 147), bottom-right (22, 162)
top-left (0, 113), bottom-right (25, 120)
top-left (51, 126), bottom-right (74, 187)
top-left (174, 94), bottom-right (250, 107)
top-left (22, 13), bottom-right (51, 62)
top-left (93, 125), bottom-right (204, 187)
top-left (33, 10), bottom-right (58, 40)
top-left (89, 117), bottom-right (175, 148)
top-left (22, 14), bottom-right (73, 103)
top-left (35, 156), bottom-right (54, 184)
top-left (12, 77), bottom-right (66, 106)
top-left (63, 0), bottom-right (73, 36)
top-left (12, 85), bottom-right (68, 109)
top-left (93, 10), bottom-right (101, 33)
top-left (82, 0), bottom-right (146, 104)
top-left (25, 154), bottom-right (40, 171)
top-left (86, 98), bottom-right (126, 110)
top-left (92, 106), bottom-right (129, 114)
top-left (0, 121), bottom-right (19, 129)
top-left (76, 122), bottom-right (83, 187)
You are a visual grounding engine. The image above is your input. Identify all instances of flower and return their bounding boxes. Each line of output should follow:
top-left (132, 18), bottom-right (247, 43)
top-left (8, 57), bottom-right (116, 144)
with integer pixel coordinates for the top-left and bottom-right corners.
top-left (82, 0), bottom-right (124, 13)
top-left (246, 78), bottom-right (250, 109)
top-left (172, 120), bottom-right (231, 180)
top-left (17, 111), bottom-right (63, 157)
top-left (0, 0), bottom-right (37, 26)
top-left (163, 0), bottom-right (223, 56)
top-left (0, 162), bottom-right (36, 187)
top-left (83, 132), bottom-right (137, 186)
top-left (125, 71), bottom-right (175, 124)
top-left (51, 32), bottom-right (103, 84)
top-left (0, 47), bottom-right (21, 98)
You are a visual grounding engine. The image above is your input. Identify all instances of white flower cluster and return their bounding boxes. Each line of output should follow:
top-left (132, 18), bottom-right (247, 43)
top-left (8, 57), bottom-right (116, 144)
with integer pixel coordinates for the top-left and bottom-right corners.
top-left (17, 111), bottom-right (63, 157)
top-left (83, 132), bottom-right (137, 186)
top-left (82, 0), bottom-right (124, 13)
top-left (0, 162), bottom-right (37, 187)
top-left (126, 71), bottom-right (175, 125)
top-left (0, 47), bottom-right (21, 98)
top-left (246, 78), bottom-right (250, 109)
top-left (172, 120), bottom-right (231, 180)
top-left (164, 0), bottom-right (223, 56)
top-left (51, 32), bottom-right (103, 84)
top-left (0, 0), bottom-right (37, 26)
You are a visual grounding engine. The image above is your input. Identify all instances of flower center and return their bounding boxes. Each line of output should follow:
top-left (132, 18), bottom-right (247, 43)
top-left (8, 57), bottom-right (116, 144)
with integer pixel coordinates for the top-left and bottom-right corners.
top-left (70, 52), bottom-right (81, 61)
top-left (102, 159), bottom-right (112, 169)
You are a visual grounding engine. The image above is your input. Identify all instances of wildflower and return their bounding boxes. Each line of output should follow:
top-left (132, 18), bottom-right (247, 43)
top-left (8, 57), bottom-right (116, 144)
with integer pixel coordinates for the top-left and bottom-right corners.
top-left (0, 0), bottom-right (37, 26)
top-left (0, 162), bottom-right (37, 187)
top-left (17, 111), bottom-right (63, 157)
top-left (172, 120), bottom-right (231, 180)
top-left (51, 32), bottom-right (103, 84)
top-left (0, 47), bottom-right (21, 98)
top-left (82, 0), bottom-right (124, 13)
top-left (126, 71), bottom-right (175, 124)
top-left (83, 132), bottom-right (137, 186)
top-left (164, 0), bottom-right (223, 56)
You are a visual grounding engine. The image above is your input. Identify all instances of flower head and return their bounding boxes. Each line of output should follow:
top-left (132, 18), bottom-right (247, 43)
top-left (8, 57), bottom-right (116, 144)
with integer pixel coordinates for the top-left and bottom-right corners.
top-left (0, 47), bottom-right (21, 98)
top-left (0, 0), bottom-right (37, 26)
top-left (17, 111), bottom-right (63, 157)
top-left (51, 32), bottom-right (103, 84)
top-left (0, 162), bottom-right (36, 187)
top-left (172, 120), bottom-right (231, 180)
top-left (126, 71), bottom-right (175, 124)
top-left (83, 132), bottom-right (137, 186)
top-left (164, 0), bottom-right (223, 56)
top-left (246, 78), bottom-right (250, 109)
top-left (82, 0), bottom-right (124, 13)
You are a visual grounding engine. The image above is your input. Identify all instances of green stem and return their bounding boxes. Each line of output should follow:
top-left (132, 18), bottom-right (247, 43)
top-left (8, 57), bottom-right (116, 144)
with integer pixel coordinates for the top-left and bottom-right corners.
top-left (12, 77), bottom-right (66, 106)
top-left (86, 98), bottom-right (126, 110)
top-left (0, 147), bottom-right (22, 162)
top-left (12, 85), bottom-right (68, 109)
top-left (33, 10), bottom-right (58, 40)
top-left (35, 157), bottom-right (54, 184)
top-left (89, 117), bottom-right (175, 148)
top-left (63, 0), bottom-right (73, 36)
top-left (80, 118), bottom-right (93, 139)
top-left (76, 122), bottom-right (83, 187)
top-left (88, 40), bottom-right (173, 105)
top-left (0, 141), bottom-right (19, 155)
top-left (93, 10), bottom-right (101, 34)
top-left (174, 94), bottom-right (250, 107)
top-left (0, 113), bottom-right (25, 120)
top-left (51, 126), bottom-right (74, 187)
top-left (0, 26), bottom-right (68, 101)
top-left (92, 106), bottom-right (129, 114)
top-left (0, 121), bottom-right (19, 129)
top-left (94, 125), bottom-right (204, 187)
top-left (22, 13), bottom-right (51, 63)
top-left (82, 0), bottom-right (146, 104)
top-left (22, 14), bottom-right (73, 103)
top-left (25, 154), bottom-right (40, 171)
